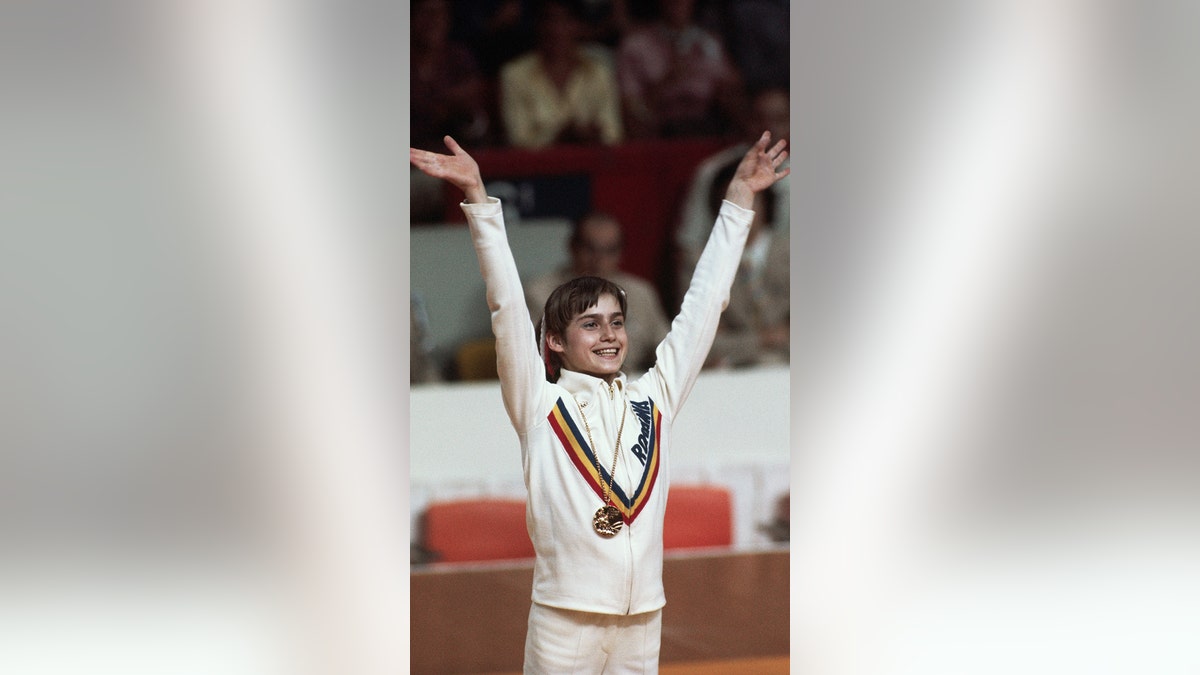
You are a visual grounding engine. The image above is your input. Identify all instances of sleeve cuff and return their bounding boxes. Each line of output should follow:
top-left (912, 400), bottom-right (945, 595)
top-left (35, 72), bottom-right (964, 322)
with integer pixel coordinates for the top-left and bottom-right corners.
top-left (459, 196), bottom-right (502, 215)
top-left (719, 199), bottom-right (756, 224)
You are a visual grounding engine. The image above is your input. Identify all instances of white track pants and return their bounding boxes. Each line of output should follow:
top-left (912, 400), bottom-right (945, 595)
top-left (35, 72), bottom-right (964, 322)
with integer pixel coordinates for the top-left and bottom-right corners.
top-left (524, 602), bottom-right (662, 674)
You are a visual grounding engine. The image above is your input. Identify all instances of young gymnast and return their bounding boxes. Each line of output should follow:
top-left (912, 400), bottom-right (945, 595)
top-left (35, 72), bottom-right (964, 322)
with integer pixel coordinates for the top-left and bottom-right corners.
top-left (410, 132), bottom-right (788, 673)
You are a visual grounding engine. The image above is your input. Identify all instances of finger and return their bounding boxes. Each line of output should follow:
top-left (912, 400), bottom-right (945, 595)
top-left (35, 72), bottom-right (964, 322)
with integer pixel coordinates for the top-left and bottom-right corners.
top-left (410, 148), bottom-right (433, 165)
top-left (768, 139), bottom-right (787, 159)
top-left (755, 130), bottom-right (771, 149)
top-left (772, 149), bottom-right (789, 167)
top-left (443, 135), bottom-right (464, 155)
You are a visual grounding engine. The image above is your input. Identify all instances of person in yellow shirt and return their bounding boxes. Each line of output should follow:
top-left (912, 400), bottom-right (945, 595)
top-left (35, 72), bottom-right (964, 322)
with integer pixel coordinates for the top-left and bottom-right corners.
top-left (499, 0), bottom-right (624, 149)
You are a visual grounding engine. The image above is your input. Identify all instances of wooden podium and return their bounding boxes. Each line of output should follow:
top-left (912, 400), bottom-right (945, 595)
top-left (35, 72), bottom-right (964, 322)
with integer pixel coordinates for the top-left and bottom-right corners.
top-left (410, 547), bottom-right (789, 674)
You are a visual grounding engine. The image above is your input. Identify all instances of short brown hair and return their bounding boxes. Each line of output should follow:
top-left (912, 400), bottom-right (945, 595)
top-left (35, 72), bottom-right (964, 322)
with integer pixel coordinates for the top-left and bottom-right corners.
top-left (538, 276), bottom-right (628, 381)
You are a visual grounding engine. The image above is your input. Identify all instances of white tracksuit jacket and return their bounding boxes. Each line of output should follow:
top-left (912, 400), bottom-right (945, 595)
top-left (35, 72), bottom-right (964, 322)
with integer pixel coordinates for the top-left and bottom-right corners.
top-left (462, 196), bottom-right (753, 615)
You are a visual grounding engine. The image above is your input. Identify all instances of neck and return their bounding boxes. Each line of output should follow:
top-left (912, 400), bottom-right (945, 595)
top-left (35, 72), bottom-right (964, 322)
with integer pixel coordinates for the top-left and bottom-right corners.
top-left (562, 367), bottom-right (620, 385)
top-left (539, 43), bottom-right (576, 64)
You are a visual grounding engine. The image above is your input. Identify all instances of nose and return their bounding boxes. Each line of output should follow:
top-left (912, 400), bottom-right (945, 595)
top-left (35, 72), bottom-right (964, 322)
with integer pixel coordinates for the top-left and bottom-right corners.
top-left (600, 323), bottom-right (615, 341)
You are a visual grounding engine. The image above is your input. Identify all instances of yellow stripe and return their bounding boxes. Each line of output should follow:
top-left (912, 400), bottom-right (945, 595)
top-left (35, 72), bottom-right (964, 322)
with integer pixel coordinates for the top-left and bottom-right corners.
top-left (550, 404), bottom-right (605, 489)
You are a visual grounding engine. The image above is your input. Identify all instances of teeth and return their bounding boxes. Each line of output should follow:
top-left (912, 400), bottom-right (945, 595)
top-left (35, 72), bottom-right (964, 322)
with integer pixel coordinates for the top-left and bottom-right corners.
top-left (595, 349), bottom-right (618, 356)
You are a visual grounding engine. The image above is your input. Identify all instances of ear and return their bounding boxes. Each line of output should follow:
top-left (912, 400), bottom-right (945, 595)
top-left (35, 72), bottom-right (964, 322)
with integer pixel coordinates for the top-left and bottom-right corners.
top-left (546, 332), bottom-right (567, 354)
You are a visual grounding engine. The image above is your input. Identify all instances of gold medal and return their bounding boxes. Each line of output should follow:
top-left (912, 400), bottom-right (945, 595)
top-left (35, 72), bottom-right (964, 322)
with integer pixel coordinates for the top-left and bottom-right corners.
top-left (593, 505), bottom-right (623, 537)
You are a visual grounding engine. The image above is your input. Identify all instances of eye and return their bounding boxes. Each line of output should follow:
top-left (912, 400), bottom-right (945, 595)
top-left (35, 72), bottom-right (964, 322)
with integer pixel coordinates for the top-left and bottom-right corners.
top-left (582, 321), bottom-right (597, 329)
top-left (612, 320), bottom-right (624, 328)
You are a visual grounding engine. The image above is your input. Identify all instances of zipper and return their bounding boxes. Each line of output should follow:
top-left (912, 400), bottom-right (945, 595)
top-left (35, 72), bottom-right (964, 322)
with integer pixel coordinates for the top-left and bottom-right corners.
top-left (606, 378), bottom-right (633, 612)
top-left (622, 454), bottom-right (635, 614)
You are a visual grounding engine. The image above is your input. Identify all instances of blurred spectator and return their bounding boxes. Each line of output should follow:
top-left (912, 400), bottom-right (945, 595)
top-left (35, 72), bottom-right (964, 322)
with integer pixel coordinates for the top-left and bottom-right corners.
top-left (760, 492), bottom-right (790, 543)
top-left (726, 0), bottom-right (789, 91)
top-left (677, 86), bottom-right (790, 266)
top-left (411, 292), bottom-right (441, 384)
top-left (410, 0), bottom-right (490, 151)
top-left (499, 0), bottom-right (624, 149)
top-left (448, 0), bottom-right (538, 77)
top-left (525, 212), bottom-right (669, 373)
top-left (679, 152), bottom-right (789, 369)
top-left (615, 0), bottom-right (744, 139)
top-left (573, 0), bottom-right (633, 49)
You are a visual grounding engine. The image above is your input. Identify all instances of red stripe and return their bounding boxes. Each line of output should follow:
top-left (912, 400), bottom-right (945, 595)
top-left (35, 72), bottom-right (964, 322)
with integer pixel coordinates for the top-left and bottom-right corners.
top-left (549, 404), bottom-right (607, 501)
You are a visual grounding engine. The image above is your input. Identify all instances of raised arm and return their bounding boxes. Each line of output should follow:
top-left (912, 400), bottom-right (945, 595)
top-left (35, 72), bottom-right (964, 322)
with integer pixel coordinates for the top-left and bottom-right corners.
top-left (410, 136), bottom-right (546, 432)
top-left (648, 131), bottom-right (790, 415)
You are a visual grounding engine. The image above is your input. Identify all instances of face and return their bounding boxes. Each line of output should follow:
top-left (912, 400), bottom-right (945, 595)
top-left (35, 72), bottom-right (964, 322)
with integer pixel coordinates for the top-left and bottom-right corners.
top-left (661, 0), bottom-right (695, 28)
top-left (548, 294), bottom-right (627, 381)
top-left (538, 3), bottom-right (580, 55)
top-left (750, 89), bottom-right (790, 144)
top-left (570, 216), bottom-right (623, 277)
top-left (412, 0), bottom-right (450, 49)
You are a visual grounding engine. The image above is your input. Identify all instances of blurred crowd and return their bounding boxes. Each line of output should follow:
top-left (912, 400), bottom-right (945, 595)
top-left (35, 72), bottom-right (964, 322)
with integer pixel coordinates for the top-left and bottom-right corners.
top-left (410, 0), bottom-right (788, 151)
top-left (410, 0), bottom-right (792, 383)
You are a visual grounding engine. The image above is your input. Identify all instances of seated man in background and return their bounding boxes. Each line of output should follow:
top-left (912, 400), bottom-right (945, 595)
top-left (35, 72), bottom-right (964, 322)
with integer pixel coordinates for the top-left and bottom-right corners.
top-left (679, 160), bottom-right (790, 368)
top-left (525, 212), bottom-right (669, 373)
top-left (676, 86), bottom-right (791, 258)
top-left (675, 86), bottom-right (791, 368)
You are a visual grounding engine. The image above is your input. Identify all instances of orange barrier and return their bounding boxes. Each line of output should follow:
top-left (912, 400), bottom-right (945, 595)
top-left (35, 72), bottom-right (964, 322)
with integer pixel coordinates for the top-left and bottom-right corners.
top-left (420, 498), bottom-right (533, 564)
top-left (663, 484), bottom-right (734, 551)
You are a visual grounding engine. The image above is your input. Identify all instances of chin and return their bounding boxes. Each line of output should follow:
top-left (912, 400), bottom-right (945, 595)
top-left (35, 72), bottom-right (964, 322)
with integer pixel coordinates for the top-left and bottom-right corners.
top-left (588, 362), bottom-right (624, 380)
top-left (597, 356), bottom-right (625, 371)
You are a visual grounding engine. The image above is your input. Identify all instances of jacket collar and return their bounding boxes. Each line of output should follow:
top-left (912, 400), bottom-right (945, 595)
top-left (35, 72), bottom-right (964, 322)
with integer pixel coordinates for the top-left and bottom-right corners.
top-left (557, 369), bottom-right (627, 407)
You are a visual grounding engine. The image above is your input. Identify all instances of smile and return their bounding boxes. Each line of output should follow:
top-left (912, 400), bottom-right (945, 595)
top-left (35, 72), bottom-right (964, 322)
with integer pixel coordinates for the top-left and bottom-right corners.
top-left (594, 348), bottom-right (619, 357)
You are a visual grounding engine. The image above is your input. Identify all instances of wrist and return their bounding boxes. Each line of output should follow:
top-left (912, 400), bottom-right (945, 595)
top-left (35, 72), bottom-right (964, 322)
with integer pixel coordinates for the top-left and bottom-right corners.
top-left (462, 180), bottom-right (487, 204)
top-left (724, 182), bottom-right (754, 210)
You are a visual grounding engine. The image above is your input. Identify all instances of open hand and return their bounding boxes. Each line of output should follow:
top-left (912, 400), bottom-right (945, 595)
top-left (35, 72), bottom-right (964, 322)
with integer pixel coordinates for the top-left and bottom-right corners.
top-left (409, 135), bottom-right (488, 203)
top-left (725, 131), bottom-right (790, 209)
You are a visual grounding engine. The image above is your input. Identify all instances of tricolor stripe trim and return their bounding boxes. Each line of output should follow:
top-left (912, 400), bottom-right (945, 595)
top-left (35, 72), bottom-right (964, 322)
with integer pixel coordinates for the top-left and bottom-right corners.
top-left (548, 398), bottom-right (662, 525)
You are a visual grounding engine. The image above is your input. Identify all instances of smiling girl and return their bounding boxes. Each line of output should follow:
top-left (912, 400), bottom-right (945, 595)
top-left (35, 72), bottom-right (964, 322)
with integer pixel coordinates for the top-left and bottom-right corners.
top-left (410, 132), bottom-right (788, 674)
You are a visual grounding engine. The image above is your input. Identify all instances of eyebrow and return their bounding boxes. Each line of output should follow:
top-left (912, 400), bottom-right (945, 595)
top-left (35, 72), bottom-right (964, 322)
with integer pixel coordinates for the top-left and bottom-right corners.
top-left (575, 312), bottom-right (624, 323)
